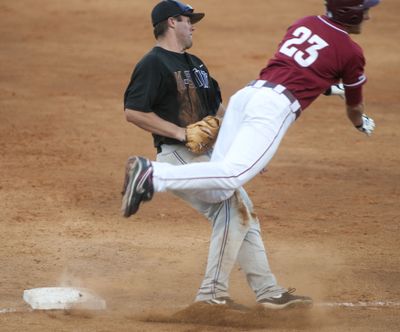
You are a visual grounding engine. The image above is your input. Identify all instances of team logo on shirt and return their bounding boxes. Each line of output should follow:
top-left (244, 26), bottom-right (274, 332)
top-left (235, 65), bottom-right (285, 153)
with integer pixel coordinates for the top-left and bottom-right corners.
top-left (174, 69), bottom-right (209, 89)
top-left (174, 69), bottom-right (209, 126)
top-left (191, 68), bottom-right (209, 88)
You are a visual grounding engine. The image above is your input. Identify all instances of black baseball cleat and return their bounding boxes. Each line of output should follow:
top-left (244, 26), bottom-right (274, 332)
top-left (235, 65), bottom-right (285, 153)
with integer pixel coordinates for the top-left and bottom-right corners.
top-left (121, 156), bottom-right (154, 217)
top-left (258, 288), bottom-right (313, 310)
top-left (200, 297), bottom-right (250, 311)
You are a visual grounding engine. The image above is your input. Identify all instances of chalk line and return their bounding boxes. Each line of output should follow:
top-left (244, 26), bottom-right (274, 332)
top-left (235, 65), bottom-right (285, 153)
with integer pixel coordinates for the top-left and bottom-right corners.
top-left (316, 301), bottom-right (400, 308)
top-left (0, 308), bottom-right (20, 314)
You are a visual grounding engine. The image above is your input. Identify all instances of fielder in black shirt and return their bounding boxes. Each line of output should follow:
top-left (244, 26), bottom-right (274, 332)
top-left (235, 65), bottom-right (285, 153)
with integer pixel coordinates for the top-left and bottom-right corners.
top-left (122, 0), bottom-right (293, 310)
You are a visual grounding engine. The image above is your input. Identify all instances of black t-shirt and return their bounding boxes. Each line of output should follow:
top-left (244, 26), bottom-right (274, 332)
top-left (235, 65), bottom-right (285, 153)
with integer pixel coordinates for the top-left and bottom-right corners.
top-left (124, 47), bottom-right (222, 149)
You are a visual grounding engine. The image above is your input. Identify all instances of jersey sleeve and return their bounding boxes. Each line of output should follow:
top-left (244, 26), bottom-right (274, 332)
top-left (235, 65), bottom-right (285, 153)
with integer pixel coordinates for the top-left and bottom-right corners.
top-left (124, 54), bottom-right (163, 112)
top-left (208, 77), bottom-right (222, 112)
top-left (341, 44), bottom-right (367, 89)
top-left (341, 44), bottom-right (366, 106)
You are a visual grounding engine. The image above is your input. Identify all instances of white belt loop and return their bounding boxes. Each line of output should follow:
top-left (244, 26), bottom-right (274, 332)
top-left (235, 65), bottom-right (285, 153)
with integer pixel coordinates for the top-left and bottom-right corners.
top-left (273, 84), bottom-right (285, 94)
top-left (290, 100), bottom-right (301, 112)
top-left (253, 80), bottom-right (267, 88)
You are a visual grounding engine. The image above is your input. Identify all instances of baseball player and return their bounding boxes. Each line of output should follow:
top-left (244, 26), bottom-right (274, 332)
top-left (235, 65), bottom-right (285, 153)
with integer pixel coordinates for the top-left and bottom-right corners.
top-left (123, 0), bottom-right (312, 310)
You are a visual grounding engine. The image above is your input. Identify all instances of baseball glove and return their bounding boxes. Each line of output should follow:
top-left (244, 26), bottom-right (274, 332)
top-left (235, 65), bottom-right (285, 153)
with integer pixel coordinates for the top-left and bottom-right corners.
top-left (185, 115), bottom-right (221, 154)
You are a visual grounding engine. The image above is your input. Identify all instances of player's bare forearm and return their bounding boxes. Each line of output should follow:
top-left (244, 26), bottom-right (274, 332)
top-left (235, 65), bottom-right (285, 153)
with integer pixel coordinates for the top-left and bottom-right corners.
top-left (346, 103), bottom-right (364, 127)
top-left (125, 108), bottom-right (186, 142)
top-left (216, 103), bottom-right (226, 119)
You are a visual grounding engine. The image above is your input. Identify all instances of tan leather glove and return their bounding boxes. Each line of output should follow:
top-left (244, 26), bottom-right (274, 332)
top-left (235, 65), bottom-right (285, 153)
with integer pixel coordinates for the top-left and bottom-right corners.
top-left (185, 116), bottom-right (221, 154)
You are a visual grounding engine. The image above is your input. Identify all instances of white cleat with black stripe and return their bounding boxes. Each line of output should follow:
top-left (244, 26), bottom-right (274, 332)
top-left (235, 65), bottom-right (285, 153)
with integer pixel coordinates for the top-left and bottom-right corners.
top-left (258, 288), bottom-right (313, 310)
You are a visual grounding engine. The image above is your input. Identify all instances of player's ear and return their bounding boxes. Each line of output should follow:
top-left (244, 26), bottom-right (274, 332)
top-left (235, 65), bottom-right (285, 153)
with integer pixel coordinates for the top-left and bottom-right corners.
top-left (167, 17), bottom-right (177, 29)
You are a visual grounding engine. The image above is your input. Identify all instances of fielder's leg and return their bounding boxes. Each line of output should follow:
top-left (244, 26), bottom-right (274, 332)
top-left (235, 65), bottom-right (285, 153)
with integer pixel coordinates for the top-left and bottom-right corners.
top-left (156, 145), bottom-right (283, 303)
top-left (234, 187), bottom-right (287, 300)
top-left (156, 145), bottom-right (241, 300)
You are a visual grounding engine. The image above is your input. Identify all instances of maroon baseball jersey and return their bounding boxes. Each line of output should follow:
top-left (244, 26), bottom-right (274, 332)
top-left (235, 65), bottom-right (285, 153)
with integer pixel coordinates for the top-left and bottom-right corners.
top-left (260, 15), bottom-right (366, 110)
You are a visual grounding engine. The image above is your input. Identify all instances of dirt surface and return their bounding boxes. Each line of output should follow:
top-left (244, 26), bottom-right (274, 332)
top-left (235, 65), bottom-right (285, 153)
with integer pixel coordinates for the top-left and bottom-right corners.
top-left (1, 0), bottom-right (399, 331)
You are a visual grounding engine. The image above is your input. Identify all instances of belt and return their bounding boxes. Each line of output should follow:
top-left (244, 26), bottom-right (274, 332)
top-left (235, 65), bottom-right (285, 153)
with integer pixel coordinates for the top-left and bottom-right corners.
top-left (247, 80), bottom-right (302, 117)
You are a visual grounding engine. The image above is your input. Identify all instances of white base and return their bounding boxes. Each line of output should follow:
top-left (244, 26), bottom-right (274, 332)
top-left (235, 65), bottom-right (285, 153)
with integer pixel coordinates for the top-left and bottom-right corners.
top-left (23, 287), bottom-right (106, 310)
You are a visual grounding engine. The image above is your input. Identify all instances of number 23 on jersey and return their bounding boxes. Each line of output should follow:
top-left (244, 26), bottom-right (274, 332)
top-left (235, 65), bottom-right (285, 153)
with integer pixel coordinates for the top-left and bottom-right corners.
top-left (279, 26), bottom-right (329, 67)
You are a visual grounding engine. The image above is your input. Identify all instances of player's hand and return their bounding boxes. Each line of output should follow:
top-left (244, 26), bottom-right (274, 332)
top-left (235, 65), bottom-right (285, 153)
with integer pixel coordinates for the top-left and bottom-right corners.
top-left (185, 116), bottom-right (220, 154)
top-left (323, 83), bottom-right (345, 99)
top-left (356, 114), bottom-right (375, 136)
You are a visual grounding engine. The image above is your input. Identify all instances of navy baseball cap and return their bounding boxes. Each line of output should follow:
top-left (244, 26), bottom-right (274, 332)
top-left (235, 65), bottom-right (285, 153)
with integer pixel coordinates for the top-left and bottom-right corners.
top-left (151, 0), bottom-right (205, 27)
top-left (364, 0), bottom-right (380, 8)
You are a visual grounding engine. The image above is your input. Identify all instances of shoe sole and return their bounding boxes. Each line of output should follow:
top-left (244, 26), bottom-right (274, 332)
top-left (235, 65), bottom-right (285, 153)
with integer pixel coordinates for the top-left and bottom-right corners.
top-left (260, 299), bottom-right (313, 310)
top-left (121, 158), bottom-right (143, 217)
top-left (121, 156), bottom-right (138, 196)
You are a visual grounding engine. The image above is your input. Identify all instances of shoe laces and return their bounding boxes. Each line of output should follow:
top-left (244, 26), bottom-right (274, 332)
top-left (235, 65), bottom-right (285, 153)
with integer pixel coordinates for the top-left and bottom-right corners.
top-left (272, 288), bottom-right (296, 299)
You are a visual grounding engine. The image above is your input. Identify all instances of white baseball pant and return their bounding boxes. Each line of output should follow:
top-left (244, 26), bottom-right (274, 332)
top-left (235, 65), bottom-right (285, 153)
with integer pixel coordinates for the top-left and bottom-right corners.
top-left (152, 83), bottom-right (299, 203)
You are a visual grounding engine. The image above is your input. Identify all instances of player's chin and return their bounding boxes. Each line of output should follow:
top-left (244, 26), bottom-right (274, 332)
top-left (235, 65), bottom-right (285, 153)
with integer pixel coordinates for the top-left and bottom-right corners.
top-left (185, 39), bottom-right (193, 50)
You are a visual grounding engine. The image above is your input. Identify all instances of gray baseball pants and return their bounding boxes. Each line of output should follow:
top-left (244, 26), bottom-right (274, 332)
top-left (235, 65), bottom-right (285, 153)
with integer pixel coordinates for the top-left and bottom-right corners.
top-left (156, 144), bottom-right (286, 302)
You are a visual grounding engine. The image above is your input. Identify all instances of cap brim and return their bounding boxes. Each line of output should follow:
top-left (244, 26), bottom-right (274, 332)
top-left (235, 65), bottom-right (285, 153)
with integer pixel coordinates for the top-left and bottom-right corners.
top-left (364, 0), bottom-right (380, 9)
top-left (184, 13), bottom-right (205, 24)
